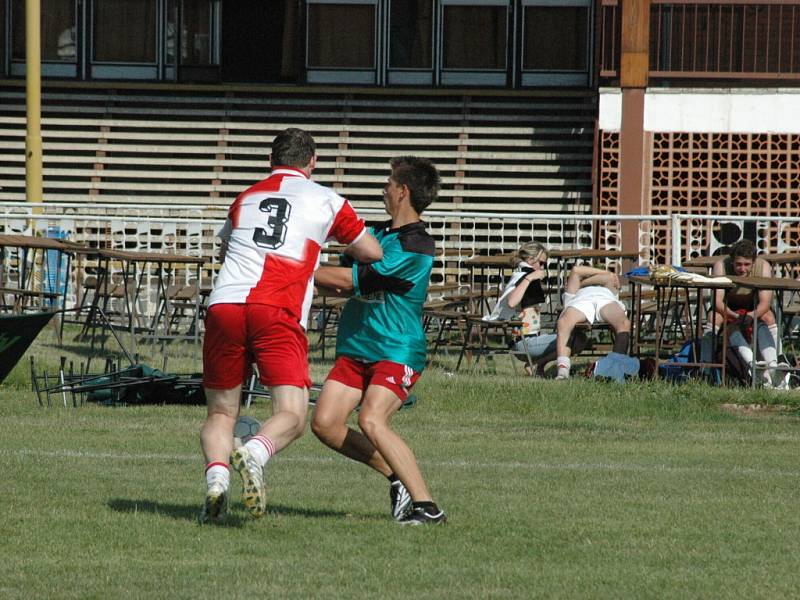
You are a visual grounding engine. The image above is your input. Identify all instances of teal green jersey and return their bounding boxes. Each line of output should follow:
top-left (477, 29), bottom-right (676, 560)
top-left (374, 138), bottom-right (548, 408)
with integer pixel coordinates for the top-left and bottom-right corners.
top-left (335, 220), bottom-right (435, 373)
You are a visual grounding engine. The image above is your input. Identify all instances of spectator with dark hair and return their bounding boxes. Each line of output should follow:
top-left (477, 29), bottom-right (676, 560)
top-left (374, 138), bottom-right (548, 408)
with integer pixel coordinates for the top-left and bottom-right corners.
top-left (312, 156), bottom-right (446, 525)
top-left (709, 239), bottom-right (779, 386)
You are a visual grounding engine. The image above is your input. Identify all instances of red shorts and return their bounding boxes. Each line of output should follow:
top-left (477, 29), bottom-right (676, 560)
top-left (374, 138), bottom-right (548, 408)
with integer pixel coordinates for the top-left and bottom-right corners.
top-left (326, 356), bottom-right (420, 401)
top-left (203, 303), bottom-right (311, 390)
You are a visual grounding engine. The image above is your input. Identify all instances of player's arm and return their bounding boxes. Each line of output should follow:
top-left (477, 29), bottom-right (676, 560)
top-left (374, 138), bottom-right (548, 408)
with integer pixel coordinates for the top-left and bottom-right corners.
top-left (345, 231), bottom-right (383, 263)
top-left (315, 266), bottom-right (354, 294)
top-left (327, 199), bottom-right (383, 263)
top-left (354, 253), bottom-right (422, 297)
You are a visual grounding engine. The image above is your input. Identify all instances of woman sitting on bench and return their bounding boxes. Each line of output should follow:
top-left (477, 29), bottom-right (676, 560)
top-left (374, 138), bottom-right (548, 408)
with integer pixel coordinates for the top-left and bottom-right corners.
top-left (484, 242), bottom-right (586, 377)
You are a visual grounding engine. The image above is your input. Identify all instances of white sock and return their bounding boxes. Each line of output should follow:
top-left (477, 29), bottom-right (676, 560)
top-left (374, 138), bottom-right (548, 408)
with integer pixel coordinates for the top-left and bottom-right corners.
top-left (556, 356), bottom-right (571, 378)
top-left (761, 346), bottom-right (778, 366)
top-left (735, 345), bottom-right (754, 365)
top-left (205, 463), bottom-right (230, 491)
top-left (245, 435), bottom-right (276, 468)
top-left (761, 347), bottom-right (778, 385)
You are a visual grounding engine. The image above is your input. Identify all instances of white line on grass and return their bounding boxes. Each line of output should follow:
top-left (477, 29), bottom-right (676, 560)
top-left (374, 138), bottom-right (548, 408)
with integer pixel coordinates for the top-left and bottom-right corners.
top-left (4, 447), bottom-right (800, 479)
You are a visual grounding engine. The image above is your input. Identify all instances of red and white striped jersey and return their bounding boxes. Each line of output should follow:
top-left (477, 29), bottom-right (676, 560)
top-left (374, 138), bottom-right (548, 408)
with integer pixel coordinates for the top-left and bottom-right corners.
top-left (208, 167), bottom-right (366, 326)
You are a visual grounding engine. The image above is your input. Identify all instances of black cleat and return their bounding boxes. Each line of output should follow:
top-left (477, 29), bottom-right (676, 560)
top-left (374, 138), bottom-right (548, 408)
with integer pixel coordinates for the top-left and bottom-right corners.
top-left (397, 506), bottom-right (447, 525)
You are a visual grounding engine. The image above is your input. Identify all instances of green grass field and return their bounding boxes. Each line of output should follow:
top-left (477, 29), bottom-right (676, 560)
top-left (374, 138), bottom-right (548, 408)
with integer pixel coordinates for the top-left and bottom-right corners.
top-left (3, 326), bottom-right (800, 599)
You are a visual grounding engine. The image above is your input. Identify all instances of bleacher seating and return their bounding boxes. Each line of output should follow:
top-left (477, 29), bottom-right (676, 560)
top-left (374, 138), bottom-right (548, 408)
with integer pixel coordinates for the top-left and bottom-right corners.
top-left (0, 84), bottom-right (596, 217)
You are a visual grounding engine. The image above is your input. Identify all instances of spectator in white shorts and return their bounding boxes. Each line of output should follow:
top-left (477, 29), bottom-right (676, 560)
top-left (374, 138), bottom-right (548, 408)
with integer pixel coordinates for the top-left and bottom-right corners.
top-left (554, 265), bottom-right (631, 380)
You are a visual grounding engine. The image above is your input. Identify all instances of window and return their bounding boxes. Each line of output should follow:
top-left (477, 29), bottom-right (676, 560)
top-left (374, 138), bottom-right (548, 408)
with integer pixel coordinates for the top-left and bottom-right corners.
top-left (307, 0), bottom-right (378, 83)
top-left (10, 0), bottom-right (77, 76)
top-left (2, 0), bottom-right (594, 87)
top-left (93, 0), bottom-right (157, 63)
top-left (0, 1), bottom-right (5, 73)
top-left (387, 0), bottom-right (434, 84)
top-left (171, 0), bottom-right (218, 65)
top-left (220, 0), bottom-right (297, 83)
top-left (521, 0), bottom-right (591, 86)
top-left (168, 0), bottom-right (221, 81)
top-left (439, 0), bottom-right (509, 85)
top-left (389, 0), bottom-right (432, 69)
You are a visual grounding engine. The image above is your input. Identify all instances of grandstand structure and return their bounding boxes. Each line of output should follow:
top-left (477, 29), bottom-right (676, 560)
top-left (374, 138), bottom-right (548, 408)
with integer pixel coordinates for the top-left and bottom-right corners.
top-left (0, 0), bottom-right (799, 267)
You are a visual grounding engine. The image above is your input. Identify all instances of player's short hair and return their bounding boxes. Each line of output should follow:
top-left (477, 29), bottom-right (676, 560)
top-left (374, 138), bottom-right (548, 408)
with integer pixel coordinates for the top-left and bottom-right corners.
top-left (515, 242), bottom-right (548, 265)
top-left (389, 156), bottom-right (440, 215)
top-left (729, 239), bottom-right (757, 261)
top-left (271, 128), bottom-right (316, 169)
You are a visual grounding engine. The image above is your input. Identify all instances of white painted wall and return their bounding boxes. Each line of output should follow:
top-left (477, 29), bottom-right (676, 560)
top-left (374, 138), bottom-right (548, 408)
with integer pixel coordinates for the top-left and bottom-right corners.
top-left (599, 88), bottom-right (800, 133)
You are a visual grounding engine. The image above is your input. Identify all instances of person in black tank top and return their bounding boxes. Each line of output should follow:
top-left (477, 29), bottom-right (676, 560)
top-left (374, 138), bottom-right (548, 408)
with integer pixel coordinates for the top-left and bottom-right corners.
top-left (709, 239), bottom-right (779, 386)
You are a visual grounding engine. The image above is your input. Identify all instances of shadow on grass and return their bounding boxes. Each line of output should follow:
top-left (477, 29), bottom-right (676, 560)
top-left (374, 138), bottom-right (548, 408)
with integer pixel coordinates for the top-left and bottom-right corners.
top-left (107, 498), bottom-right (246, 527)
top-left (45, 339), bottom-right (128, 362)
top-left (265, 503), bottom-right (385, 521)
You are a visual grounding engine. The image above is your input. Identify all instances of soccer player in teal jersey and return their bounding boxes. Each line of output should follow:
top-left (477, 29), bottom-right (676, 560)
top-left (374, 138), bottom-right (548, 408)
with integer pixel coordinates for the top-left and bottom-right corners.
top-left (312, 156), bottom-right (446, 525)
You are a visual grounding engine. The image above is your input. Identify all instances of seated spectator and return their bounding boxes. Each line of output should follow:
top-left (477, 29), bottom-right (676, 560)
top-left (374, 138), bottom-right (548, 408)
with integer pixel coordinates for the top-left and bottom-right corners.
top-left (555, 265), bottom-right (631, 380)
top-left (484, 242), bottom-right (586, 376)
top-left (707, 239), bottom-right (779, 385)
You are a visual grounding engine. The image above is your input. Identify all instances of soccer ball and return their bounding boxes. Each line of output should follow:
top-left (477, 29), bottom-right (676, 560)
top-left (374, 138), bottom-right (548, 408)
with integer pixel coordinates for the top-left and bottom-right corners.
top-left (233, 415), bottom-right (261, 446)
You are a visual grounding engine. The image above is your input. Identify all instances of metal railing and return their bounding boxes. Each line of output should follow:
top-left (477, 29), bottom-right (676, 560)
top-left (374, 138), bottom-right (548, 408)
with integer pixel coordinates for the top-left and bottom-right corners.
top-left (671, 213), bottom-right (800, 264)
top-left (0, 204), bottom-right (665, 318)
top-left (600, 0), bottom-right (800, 81)
top-left (4, 204), bottom-right (799, 320)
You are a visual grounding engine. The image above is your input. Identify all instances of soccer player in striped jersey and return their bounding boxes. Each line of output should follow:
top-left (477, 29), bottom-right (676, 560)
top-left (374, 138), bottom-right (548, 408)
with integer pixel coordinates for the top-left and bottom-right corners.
top-left (199, 128), bottom-right (382, 523)
top-left (312, 156), bottom-right (446, 525)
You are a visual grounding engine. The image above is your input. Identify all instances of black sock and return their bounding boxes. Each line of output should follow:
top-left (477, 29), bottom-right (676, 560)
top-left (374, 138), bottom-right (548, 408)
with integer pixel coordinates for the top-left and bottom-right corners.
top-left (613, 331), bottom-right (631, 354)
top-left (387, 473), bottom-right (399, 484)
top-left (412, 501), bottom-right (437, 512)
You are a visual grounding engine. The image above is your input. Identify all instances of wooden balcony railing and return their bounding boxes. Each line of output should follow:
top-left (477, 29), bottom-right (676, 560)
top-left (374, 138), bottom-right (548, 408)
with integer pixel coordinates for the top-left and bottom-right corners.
top-left (600, 0), bottom-right (800, 81)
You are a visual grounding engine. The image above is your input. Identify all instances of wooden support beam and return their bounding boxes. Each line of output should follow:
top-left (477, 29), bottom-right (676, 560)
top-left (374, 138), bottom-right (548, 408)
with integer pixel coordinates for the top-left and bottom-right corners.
top-left (620, 0), bottom-right (650, 88)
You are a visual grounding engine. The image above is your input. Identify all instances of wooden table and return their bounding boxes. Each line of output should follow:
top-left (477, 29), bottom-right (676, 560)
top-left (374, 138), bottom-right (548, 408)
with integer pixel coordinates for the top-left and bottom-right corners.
top-left (549, 248), bottom-right (640, 261)
top-left (761, 252), bottom-right (800, 268)
top-left (0, 234), bottom-right (80, 312)
top-left (761, 252), bottom-right (800, 302)
top-left (81, 248), bottom-right (205, 350)
top-left (628, 275), bottom-right (733, 381)
top-left (681, 256), bottom-right (720, 270)
top-left (0, 235), bottom-right (90, 343)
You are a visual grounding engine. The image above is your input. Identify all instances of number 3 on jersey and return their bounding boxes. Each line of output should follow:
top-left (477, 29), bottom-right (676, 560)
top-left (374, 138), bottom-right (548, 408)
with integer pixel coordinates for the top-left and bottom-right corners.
top-left (253, 197), bottom-right (291, 249)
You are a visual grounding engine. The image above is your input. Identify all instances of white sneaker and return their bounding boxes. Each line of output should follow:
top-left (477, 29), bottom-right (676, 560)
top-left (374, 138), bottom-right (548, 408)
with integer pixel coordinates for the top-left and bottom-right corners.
top-left (230, 445), bottom-right (266, 518)
top-left (199, 481), bottom-right (228, 524)
top-left (775, 362), bottom-right (792, 390)
top-left (556, 369), bottom-right (570, 380)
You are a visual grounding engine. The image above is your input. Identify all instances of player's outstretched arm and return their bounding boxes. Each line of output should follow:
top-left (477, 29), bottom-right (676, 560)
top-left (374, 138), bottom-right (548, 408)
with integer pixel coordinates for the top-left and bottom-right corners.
top-left (315, 266), bottom-right (355, 293)
top-left (346, 232), bottom-right (383, 263)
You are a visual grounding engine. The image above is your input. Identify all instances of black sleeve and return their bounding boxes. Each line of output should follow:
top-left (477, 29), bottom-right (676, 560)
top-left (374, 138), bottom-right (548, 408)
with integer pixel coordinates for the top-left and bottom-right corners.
top-left (520, 279), bottom-right (546, 306)
top-left (356, 264), bottom-right (414, 296)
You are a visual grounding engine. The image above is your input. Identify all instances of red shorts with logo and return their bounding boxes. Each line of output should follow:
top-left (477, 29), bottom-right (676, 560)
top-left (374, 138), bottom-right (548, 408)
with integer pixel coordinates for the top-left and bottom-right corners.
top-left (326, 355), bottom-right (420, 401)
top-left (203, 303), bottom-right (311, 390)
